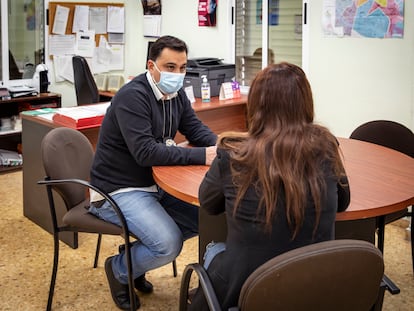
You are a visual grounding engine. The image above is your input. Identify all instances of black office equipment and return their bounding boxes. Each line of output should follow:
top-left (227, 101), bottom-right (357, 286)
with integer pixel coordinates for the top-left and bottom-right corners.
top-left (72, 55), bottom-right (99, 105)
top-left (184, 58), bottom-right (235, 98)
top-left (8, 85), bottom-right (38, 98)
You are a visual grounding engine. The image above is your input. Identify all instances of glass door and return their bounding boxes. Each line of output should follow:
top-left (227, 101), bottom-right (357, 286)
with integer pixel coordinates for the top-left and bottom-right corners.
top-left (235, 0), bottom-right (303, 87)
top-left (1, 0), bottom-right (45, 84)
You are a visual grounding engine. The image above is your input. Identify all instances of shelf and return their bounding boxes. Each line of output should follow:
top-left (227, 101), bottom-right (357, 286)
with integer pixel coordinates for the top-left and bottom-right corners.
top-left (0, 93), bottom-right (61, 170)
top-left (0, 129), bottom-right (21, 136)
top-left (0, 165), bottom-right (22, 173)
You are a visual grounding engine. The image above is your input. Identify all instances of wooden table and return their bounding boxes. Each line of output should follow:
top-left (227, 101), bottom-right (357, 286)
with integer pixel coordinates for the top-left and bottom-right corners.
top-left (152, 137), bottom-right (414, 260)
top-left (21, 96), bottom-right (247, 248)
top-left (101, 93), bottom-right (247, 144)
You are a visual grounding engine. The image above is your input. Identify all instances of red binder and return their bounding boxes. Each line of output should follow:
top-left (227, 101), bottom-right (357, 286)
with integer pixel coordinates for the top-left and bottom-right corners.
top-left (52, 113), bottom-right (104, 129)
top-left (52, 103), bottom-right (110, 129)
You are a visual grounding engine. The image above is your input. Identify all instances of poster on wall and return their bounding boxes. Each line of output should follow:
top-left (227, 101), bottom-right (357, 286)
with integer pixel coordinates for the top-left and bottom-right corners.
top-left (142, 0), bottom-right (161, 15)
top-left (198, 0), bottom-right (217, 27)
top-left (322, 0), bottom-right (404, 38)
top-left (141, 0), bottom-right (162, 37)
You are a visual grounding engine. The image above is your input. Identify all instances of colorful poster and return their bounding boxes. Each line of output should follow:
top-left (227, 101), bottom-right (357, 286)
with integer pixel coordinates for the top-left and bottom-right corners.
top-left (198, 0), bottom-right (217, 27)
top-left (322, 0), bottom-right (404, 38)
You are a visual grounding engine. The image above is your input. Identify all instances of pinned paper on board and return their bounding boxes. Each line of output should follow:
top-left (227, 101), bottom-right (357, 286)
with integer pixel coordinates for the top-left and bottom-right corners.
top-left (48, 34), bottom-right (76, 56)
top-left (47, 3), bottom-right (126, 84)
top-left (89, 7), bottom-right (107, 34)
top-left (52, 5), bottom-right (69, 34)
top-left (72, 5), bottom-right (89, 33)
top-left (75, 30), bottom-right (96, 58)
top-left (107, 6), bottom-right (125, 33)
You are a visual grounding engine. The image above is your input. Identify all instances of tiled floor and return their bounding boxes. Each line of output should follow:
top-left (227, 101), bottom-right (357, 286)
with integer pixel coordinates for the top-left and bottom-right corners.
top-left (0, 171), bottom-right (413, 310)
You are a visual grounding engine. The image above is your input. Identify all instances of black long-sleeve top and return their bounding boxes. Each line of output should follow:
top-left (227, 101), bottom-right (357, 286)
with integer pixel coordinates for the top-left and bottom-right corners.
top-left (191, 147), bottom-right (350, 310)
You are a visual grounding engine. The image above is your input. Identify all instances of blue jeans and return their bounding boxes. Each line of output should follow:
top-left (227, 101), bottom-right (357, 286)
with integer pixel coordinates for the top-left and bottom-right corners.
top-left (203, 242), bottom-right (226, 269)
top-left (89, 187), bottom-right (198, 284)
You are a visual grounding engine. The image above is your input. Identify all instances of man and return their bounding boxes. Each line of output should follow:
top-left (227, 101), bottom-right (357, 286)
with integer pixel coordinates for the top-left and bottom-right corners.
top-left (89, 35), bottom-right (217, 310)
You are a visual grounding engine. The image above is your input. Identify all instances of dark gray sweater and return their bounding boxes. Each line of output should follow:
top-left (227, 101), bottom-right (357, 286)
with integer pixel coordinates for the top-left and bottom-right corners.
top-left (91, 73), bottom-right (217, 193)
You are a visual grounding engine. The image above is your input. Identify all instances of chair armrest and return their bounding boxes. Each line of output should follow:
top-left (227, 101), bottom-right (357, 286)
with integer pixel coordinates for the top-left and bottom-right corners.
top-left (381, 274), bottom-right (400, 295)
top-left (371, 274), bottom-right (400, 311)
top-left (38, 177), bottom-right (138, 310)
top-left (37, 178), bottom-right (131, 239)
top-left (179, 263), bottom-right (221, 311)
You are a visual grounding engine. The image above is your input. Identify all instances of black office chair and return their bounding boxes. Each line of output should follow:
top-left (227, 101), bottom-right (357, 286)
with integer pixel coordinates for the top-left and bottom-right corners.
top-left (350, 120), bottom-right (414, 273)
top-left (179, 240), bottom-right (390, 311)
top-left (38, 127), bottom-right (176, 311)
top-left (9, 50), bottom-right (22, 79)
top-left (72, 55), bottom-right (100, 105)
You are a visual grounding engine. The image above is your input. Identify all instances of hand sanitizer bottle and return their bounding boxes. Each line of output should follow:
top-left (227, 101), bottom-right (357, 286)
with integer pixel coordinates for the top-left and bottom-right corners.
top-left (201, 75), bottom-right (210, 103)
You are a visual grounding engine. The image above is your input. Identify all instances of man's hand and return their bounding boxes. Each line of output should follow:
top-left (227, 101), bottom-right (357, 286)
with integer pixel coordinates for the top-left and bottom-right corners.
top-left (205, 146), bottom-right (217, 165)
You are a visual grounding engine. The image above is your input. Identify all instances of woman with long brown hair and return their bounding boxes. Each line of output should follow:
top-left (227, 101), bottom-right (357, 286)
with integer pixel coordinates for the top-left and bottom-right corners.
top-left (189, 62), bottom-right (350, 310)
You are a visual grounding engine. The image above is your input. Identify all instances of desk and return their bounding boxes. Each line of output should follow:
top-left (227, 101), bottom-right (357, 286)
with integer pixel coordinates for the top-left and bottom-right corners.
top-left (175, 96), bottom-right (247, 143)
top-left (21, 96), bottom-right (247, 248)
top-left (152, 137), bottom-right (414, 260)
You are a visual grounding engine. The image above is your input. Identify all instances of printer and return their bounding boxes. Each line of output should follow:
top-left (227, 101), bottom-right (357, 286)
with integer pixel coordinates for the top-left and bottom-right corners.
top-left (184, 58), bottom-right (235, 98)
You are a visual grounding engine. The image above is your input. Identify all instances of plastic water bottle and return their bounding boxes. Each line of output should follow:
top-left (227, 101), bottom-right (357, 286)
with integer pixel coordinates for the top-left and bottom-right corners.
top-left (201, 75), bottom-right (210, 103)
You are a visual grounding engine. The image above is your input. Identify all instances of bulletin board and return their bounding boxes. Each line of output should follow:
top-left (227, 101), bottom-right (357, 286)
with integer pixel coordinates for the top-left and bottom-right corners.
top-left (47, 1), bottom-right (124, 46)
top-left (47, 1), bottom-right (125, 83)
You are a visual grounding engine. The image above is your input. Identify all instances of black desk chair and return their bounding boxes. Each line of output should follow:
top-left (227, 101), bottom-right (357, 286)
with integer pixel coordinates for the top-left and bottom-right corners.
top-left (179, 240), bottom-right (389, 311)
top-left (38, 127), bottom-right (176, 311)
top-left (350, 120), bottom-right (414, 273)
top-left (72, 55), bottom-right (100, 105)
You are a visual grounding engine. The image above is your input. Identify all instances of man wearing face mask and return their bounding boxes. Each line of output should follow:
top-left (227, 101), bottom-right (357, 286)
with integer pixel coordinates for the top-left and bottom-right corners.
top-left (88, 36), bottom-right (217, 310)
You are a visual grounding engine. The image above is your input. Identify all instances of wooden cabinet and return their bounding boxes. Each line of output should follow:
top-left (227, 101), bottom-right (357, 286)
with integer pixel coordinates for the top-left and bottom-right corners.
top-left (0, 93), bottom-right (61, 172)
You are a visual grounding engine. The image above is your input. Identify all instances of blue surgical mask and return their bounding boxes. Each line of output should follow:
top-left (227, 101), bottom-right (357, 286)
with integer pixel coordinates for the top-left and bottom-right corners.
top-left (153, 62), bottom-right (185, 94)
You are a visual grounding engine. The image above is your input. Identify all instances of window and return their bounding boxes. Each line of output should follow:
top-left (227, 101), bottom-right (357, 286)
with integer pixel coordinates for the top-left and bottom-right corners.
top-left (0, 0), bottom-right (45, 86)
top-left (235, 0), bottom-right (302, 86)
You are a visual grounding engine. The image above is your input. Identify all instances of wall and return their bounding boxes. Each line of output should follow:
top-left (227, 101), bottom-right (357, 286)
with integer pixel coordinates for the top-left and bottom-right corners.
top-left (46, 0), bottom-right (233, 107)
top-left (47, 0), bottom-right (414, 139)
top-left (306, 0), bottom-right (414, 137)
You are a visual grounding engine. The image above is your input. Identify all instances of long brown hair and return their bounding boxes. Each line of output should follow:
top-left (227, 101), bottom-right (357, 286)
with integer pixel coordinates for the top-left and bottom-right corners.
top-left (219, 62), bottom-right (345, 237)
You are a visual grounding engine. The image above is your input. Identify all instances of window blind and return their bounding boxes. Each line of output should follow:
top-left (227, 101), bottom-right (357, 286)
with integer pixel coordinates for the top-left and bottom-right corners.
top-left (235, 0), bottom-right (302, 86)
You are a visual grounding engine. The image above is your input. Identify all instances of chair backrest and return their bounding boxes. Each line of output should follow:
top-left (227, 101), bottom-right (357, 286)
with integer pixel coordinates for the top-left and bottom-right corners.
top-left (41, 127), bottom-right (94, 209)
top-left (350, 120), bottom-right (414, 158)
top-left (238, 239), bottom-right (384, 311)
top-left (72, 55), bottom-right (99, 105)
